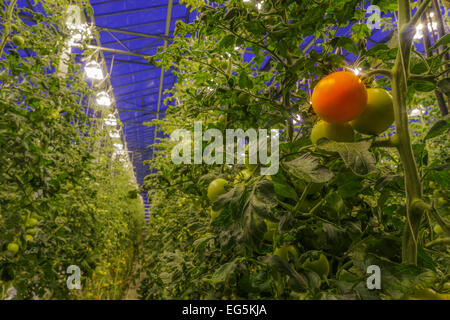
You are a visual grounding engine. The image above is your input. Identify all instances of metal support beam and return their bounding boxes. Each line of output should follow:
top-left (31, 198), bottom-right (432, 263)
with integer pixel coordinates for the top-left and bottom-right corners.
top-left (106, 30), bottom-right (130, 51)
top-left (111, 67), bottom-right (157, 79)
top-left (113, 73), bottom-right (174, 90)
top-left (82, 44), bottom-right (151, 58)
top-left (96, 26), bottom-right (172, 41)
top-left (94, 4), bottom-right (178, 18)
top-left (103, 57), bottom-right (149, 65)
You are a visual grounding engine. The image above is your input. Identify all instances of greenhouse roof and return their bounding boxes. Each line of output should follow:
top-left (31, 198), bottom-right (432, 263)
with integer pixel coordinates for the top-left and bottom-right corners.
top-left (89, 0), bottom-right (195, 213)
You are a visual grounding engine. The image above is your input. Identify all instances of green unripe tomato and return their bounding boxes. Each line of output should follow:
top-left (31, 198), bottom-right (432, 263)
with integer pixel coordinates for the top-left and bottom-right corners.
top-left (310, 120), bottom-right (354, 144)
top-left (25, 235), bottom-right (34, 242)
top-left (437, 197), bottom-right (447, 207)
top-left (433, 224), bottom-right (443, 235)
top-left (26, 228), bottom-right (37, 235)
top-left (389, 134), bottom-right (400, 146)
top-left (350, 88), bottom-right (394, 135)
top-left (12, 35), bottom-right (25, 47)
top-left (237, 92), bottom-right (251, 106)
top-left (7, 242), bottom-right (19, 254)
top-left (207, 178), bottom-right (228, 202)
top-left (26, 218), bottom-right (38, 228)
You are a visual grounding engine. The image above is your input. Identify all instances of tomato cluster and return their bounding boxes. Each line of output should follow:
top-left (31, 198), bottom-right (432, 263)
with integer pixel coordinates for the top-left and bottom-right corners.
top-left (310, 71), bottom-right (394, 143)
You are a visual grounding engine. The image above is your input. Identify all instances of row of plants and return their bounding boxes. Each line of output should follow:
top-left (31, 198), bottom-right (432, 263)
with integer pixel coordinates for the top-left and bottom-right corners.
top-left (137, 0), bottom-right (449, 299)
top-left (0, 0), bottom-right (144, 299)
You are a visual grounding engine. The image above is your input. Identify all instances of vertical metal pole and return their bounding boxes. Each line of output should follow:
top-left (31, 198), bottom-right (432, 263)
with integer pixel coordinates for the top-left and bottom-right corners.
top-left (153, 0), bottom-right (173, 145)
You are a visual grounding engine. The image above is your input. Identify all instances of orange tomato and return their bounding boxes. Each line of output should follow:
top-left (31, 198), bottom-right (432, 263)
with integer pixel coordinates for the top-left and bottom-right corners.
top-left (312, 71), bottom-right (367, 123)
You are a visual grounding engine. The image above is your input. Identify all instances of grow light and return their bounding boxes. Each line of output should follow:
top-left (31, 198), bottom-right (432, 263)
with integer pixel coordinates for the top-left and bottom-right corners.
top-left (113, 143), bottom-right (123, 150)
top-left (66, 5), bottom-right (92, 45)
top-left (414, 22), bottom-right (438, 40)
top-left (96, 91), bottom-right (111, 107)
top-left (351, 67), bottom-right (362, 76)
top-left (85, 61), bottom-right (104, 80)
top-left (105, 114), bottom-right (117, 126)
top-left (409, 108), bottom-right (422, 116)
top-left (109, 130), bottom-right (120, 139)
top-left (293, 114), bottom-right (302, 125)
top-left (68, 24), bottom-right (92, 44)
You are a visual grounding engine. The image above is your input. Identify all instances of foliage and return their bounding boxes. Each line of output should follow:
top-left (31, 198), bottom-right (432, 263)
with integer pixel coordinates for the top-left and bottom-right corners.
top-left (0, 0), bottom-right (144, 299)
top-left (138, 0), bottom-right (450, 300)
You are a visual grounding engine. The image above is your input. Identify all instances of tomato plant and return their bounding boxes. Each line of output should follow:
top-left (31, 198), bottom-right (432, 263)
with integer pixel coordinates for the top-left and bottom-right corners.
top-left (137, 0), bottom-right (450, 301)
top-left (0, 1), bottom-right (144, 299)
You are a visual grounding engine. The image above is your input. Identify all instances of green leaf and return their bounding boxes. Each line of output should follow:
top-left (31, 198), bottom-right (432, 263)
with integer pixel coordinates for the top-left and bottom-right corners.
top-left (238, 71), bottom-right (253, 89)
top-left (210, 259), bottom-right (239, 284)
top-left (429, 34), bottom-right (450, 51)
top-left (317, 141), bottom-right (376, 176)
top-left (272, 180), bottom-right (298, 201)
top-left (437, 78), bottom-right (450, 97)
top-left (283, 153), bottom-right (334, 183)
top-left (424, 119), bottom-right (450, 141)
top-left (412, 79), bottom-right (436, 92)
top-left (330, 36), bottom-right (358, 55)
top-left (260, 255), bottom-right (309, 290)
top-left (218, 34), bottom-right (235, 49)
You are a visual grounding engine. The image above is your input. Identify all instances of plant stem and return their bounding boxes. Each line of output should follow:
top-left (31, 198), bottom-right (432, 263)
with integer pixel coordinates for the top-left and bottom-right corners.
top-left (392, 0), bottom-right (432, 265)
top-left (0, 0), bottom-right (18, 59)
top-left (425, 237), bottom-right (450, 248)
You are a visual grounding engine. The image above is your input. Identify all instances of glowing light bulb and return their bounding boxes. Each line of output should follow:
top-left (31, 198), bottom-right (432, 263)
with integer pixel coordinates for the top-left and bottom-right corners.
top-left (105, 114), bottom-right (117, 126)
top-left (85, 61), bottom-right (104, 80)
top-left (414, 24), bottom-right (424, 39)
top-left (96, 91), bottom-right (111, 107)
top-left (351, 67), bottom-right (362, 76)
top-left (293, 114), bottom-right (302, 125)
top-left (67, 23), bottom-right (92, 45)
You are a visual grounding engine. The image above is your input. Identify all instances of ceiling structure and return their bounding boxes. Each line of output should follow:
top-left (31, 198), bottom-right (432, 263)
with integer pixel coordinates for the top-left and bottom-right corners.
top-left (89, 0), bottom-right (195, 217)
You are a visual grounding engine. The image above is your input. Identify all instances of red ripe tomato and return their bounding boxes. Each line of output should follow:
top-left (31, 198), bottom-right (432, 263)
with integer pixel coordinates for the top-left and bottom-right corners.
top-left (312, 71), bottom-right (368, 123)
